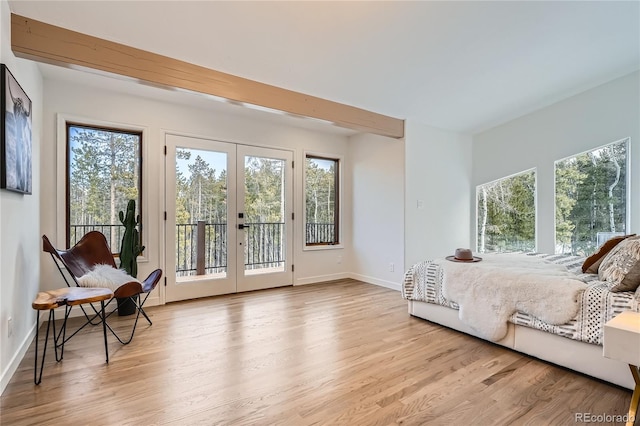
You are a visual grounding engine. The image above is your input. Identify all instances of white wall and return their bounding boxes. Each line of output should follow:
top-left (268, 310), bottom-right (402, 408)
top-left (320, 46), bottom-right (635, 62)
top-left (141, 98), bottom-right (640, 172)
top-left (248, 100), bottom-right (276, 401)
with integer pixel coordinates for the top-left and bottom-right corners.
top-left (404, 120), bottom-right (473, 269)
top-left (473, 71), bottom-right (640, 253)
top-left (349, 132), bottom-right (405, 290)
top-left (41, 79), bottom-right (355, 301)
top-left (3, 56), bottom-right (416, 393)
top-left (0, 0), bottom-right (43, 393)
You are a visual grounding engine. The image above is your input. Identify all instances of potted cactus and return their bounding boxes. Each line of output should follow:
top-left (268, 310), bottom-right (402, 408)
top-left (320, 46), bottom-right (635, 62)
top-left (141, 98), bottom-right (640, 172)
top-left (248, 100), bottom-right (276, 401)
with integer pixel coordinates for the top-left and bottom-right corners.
top-left (117, 199), bottom-right (145, 315)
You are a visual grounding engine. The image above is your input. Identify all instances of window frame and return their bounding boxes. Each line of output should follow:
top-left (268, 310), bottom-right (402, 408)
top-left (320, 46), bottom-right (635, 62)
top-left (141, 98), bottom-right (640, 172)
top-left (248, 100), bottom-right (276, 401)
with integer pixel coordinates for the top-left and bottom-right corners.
top-left (553, 137), bottom-right (631, 256)
top-left (475, 167), bottom-right (538, 253)
top-left (57, 114), bottom-right (148, 260)
top-left (303, 152), bottom-right (342, 250)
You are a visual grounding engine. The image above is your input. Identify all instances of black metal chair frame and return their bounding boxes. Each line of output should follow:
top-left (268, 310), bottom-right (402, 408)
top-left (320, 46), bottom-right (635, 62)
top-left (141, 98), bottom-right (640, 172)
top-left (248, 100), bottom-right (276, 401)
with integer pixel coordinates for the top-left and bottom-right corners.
top-left (34, 296), bottom-right (109, 384)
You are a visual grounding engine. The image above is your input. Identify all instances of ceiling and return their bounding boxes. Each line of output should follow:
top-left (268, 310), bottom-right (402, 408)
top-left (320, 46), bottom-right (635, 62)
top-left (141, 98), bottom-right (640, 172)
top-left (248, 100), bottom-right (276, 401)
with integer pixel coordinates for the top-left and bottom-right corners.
top-left (8, 1), bottom-right (640, 135)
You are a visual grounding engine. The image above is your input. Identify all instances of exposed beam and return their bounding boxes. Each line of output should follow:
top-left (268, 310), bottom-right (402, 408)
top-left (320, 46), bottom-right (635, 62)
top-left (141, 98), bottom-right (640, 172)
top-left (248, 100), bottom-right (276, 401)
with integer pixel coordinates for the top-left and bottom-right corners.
top-left (11, 13), bottom-right (404, 138)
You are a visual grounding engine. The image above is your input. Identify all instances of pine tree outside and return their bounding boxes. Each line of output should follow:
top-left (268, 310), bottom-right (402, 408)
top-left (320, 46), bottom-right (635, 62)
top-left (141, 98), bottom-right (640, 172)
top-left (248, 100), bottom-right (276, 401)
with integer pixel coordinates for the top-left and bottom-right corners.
top-left (476, 169), bottom-right (536, 253)
top-left (175, 147), bottom-right (228, 276)
top-left (554, 138), bottom-right (629, 256)
top-left (305, 155), bottom-right (339, 245)
top-left (476, 138), bottom-right (629, 257)
top-left (174, 148), bottom-right (289, 277)
top-left (67, 124), bottom-right (141, 251)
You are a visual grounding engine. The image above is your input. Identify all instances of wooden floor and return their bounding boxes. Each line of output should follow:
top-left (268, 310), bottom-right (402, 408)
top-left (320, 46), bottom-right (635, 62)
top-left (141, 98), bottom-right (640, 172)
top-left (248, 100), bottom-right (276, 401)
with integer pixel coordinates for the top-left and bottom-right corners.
top-left (1, 279), bottom-right (635, 425)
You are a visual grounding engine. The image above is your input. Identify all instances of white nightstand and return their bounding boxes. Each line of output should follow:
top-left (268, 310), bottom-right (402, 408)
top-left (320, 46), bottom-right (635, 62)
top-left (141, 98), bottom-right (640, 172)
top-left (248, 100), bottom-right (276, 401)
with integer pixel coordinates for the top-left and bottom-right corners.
top-left (604, 311), bottom-right (640, 426)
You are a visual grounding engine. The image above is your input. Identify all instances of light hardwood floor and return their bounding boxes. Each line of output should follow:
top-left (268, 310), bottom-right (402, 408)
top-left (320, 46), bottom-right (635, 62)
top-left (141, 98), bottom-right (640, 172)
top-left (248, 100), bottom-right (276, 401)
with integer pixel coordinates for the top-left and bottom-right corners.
top-left (1, 279), bottom-right (635, 425)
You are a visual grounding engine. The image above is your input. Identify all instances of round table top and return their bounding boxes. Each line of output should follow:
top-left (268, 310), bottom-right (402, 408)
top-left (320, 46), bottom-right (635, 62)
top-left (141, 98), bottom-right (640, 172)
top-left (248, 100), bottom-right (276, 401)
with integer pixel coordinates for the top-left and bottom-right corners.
top-left (32, 287), bottom-right (114, 310)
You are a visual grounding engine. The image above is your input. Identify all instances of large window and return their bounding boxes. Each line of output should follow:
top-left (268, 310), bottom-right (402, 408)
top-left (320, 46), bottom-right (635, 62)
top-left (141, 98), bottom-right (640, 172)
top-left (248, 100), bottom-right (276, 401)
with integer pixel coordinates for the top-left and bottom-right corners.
top-left (477, 169), bottom-right (536, 253)
top-left (305, 155), bottom-right (339, 246)
top-left (555, 138), bottom-right (629, 256)
top-left (67, 123), bottom-right (142, 251)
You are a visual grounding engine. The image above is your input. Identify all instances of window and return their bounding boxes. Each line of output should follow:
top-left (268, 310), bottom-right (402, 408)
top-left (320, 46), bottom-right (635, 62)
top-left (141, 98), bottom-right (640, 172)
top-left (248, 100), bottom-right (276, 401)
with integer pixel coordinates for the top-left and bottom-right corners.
top-left (477, 169), bottom-right (536, 253)
top-left (555, 138), bottom-right (629, 256)
top-left (67, 123), bottom-right (142, 251)
top-left (305, 155), bottom-right (339, 246)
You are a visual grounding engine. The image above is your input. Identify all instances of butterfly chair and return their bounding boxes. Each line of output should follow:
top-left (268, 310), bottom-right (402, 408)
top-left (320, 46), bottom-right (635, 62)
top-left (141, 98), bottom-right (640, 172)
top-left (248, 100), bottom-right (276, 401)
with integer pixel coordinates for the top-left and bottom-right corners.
top-left (42, 231), bottom-right (162, 344)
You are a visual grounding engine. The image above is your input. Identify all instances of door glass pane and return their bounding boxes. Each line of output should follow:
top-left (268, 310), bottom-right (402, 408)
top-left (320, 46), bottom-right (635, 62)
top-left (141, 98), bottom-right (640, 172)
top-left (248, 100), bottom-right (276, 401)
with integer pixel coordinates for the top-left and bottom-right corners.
top-left (175, 148), bottom-right (228, 278)
top-left (244, 156), bottom-right (285, 274)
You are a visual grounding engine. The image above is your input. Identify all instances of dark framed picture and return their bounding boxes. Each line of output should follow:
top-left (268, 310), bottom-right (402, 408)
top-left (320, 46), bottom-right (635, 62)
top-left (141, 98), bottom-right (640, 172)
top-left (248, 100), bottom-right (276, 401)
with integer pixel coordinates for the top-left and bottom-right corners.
top-left (1, 64), bottom-right (32, 194)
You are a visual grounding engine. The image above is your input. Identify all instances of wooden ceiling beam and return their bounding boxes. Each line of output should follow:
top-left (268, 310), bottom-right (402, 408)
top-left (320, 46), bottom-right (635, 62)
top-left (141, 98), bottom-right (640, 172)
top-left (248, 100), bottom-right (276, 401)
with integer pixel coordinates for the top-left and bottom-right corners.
top-left (11, 13), bottom-right (404, 138)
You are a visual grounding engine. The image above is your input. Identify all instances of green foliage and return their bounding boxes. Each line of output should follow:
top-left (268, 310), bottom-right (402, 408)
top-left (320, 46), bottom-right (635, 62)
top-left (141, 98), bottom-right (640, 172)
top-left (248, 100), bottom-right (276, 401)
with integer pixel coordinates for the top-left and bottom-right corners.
top-left (305, 158), bottom-right (336, 223)
top-left (69, 126), bottom-right (140, 248)
top-left (477, 140), bottom-right (628, 257)
top-left (555, 141), bottom-right (627, 255)
top-left (244, 156), bottom-right (284, 223)
top-left (175, 149), bottom-right (228, 224)
top-left (477, 170), bottom-right (536, 253)
top-left (118, 199), bottom-right (144, 277)
top-left (174, 149), bottom-right (228, 274)
top-left (174, 150), bottom-right (287, 275)
top-left (555, 159), bottom-right (584, 251)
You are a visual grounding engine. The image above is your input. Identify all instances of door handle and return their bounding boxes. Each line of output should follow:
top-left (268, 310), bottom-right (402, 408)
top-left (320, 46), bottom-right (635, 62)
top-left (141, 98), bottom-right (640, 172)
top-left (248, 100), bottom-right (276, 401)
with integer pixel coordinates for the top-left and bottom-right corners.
top-left (238, 224), bottom-right (250, 230)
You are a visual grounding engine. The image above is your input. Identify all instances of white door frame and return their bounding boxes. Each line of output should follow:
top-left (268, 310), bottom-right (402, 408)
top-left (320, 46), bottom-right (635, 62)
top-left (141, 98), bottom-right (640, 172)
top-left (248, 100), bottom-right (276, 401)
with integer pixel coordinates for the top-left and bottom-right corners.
top-left (236, 144), bottom-right (294, 292)
top-left (164, 134), bottom-right (294, 302)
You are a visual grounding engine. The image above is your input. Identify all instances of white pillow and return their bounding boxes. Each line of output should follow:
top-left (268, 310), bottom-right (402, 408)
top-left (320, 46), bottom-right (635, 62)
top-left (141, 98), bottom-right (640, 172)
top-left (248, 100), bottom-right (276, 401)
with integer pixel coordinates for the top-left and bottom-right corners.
top-left (77, 264), bottom-right (140, 292)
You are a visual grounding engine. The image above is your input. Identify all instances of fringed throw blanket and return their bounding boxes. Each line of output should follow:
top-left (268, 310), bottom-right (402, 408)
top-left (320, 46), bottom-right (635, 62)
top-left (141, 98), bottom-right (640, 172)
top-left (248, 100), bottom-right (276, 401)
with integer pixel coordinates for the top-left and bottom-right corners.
top-left (441, 254), bottom-right (587, 341)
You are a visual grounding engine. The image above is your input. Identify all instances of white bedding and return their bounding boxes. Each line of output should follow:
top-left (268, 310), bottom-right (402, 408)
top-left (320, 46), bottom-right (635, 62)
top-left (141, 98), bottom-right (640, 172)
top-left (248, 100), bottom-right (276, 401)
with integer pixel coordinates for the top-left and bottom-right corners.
top-left (403, 253), bottom-right (640, 345)
top-left (440, 253), bottom-right (586, 341)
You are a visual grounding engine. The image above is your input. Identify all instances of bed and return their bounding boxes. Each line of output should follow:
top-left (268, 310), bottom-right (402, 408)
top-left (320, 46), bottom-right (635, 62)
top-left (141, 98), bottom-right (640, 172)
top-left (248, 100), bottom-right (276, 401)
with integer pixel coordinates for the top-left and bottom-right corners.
top-left (402, 251), bottom-right (640, 390)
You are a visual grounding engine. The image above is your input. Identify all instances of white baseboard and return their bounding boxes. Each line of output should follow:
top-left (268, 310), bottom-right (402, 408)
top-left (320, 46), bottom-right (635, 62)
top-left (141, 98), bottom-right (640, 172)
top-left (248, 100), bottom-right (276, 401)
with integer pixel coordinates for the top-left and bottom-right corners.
top-left (1, 323), bottom-right (36, 395)
top-left (295, 272), bottom-right (350, 286)
top-left (295, 272), bottom-right (400, 291)
top-left (348, 273), bottom-right (401, 291)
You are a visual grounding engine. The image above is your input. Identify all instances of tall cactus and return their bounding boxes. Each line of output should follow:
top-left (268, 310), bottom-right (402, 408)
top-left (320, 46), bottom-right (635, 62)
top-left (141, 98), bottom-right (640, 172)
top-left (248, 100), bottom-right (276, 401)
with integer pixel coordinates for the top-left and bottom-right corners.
top-left (119, 199), bottom-right (145, 278)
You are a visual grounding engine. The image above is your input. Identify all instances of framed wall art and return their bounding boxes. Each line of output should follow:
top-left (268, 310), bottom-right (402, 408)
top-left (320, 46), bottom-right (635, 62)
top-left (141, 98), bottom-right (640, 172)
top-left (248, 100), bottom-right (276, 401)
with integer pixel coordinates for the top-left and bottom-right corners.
top-left (1, 64), bottom-right (32, 194)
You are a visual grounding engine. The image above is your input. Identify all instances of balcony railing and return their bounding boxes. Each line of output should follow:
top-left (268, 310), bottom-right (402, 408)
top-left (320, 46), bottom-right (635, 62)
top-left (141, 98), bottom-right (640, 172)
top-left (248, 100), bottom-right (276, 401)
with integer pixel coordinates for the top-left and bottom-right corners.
top-left (72, 221), bottom-right (335, 276)
top-left (175, 221), bottom-right (285, 277)
top-left (176, 222), bottom-right (227, 276)
top-left (306, 222), bottom-right (336, 245)
top-left (70, 224), bottom-right (127, 249)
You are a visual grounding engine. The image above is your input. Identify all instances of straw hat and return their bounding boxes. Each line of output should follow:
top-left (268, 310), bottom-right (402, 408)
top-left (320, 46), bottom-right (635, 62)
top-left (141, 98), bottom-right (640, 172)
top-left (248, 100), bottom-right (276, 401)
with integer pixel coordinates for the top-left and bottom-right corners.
top-left (445, 248), bottom-right (482, 262)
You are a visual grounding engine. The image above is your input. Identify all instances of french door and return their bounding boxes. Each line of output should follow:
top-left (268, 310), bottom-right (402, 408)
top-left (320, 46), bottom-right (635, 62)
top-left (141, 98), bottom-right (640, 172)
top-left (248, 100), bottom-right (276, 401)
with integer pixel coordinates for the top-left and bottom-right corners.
top-left (165, 134), bottom-right (293, 302)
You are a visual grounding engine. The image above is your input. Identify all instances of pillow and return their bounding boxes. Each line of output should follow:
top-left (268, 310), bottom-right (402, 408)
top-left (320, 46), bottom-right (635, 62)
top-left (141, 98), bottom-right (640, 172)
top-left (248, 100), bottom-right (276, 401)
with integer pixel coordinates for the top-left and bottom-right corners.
top-left (585, 256), bottom-right (604, 274)
top-left (77, 264), bottom-right (140, 292)
top-left (598, 236), bottom-right (640, 292)
top-left (582, 234), bottom-right (636, 273)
